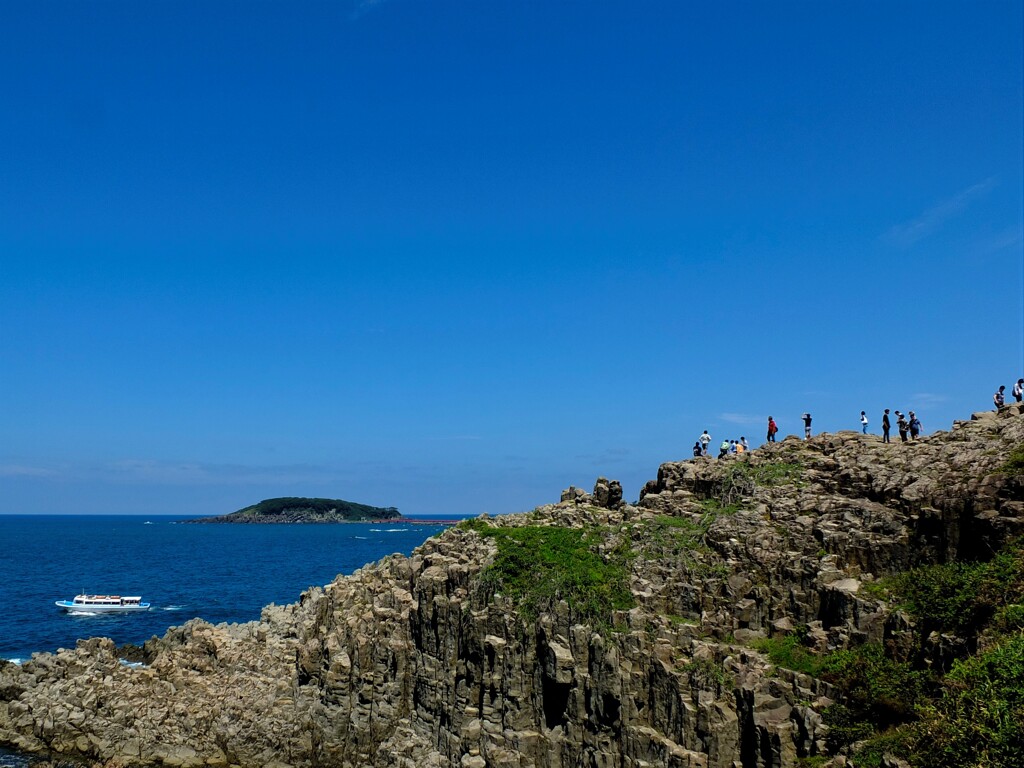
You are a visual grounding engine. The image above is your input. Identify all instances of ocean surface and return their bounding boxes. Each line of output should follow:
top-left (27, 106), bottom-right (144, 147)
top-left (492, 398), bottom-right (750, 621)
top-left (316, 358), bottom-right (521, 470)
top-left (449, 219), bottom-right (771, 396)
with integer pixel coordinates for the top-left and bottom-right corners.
top-left (0, 514), bottom-right (461, 663)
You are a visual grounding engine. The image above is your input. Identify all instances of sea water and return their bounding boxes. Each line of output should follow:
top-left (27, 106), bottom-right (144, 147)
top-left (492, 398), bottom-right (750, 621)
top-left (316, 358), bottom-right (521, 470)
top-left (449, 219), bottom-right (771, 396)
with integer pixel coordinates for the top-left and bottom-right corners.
top-left (0, 514), bottom-right (459, 662)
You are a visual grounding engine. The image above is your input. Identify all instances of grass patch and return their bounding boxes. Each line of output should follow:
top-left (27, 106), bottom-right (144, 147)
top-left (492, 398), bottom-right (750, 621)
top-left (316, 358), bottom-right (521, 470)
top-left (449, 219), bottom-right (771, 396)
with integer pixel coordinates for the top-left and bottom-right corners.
top-left (753, 632), bottom-right (824, 677)
top-left (686, 656), bottom-right (727, 690)
top-left (465, 522), bottom-right (634, 626)
top-left (998, 443), bottom-right (1024, 475)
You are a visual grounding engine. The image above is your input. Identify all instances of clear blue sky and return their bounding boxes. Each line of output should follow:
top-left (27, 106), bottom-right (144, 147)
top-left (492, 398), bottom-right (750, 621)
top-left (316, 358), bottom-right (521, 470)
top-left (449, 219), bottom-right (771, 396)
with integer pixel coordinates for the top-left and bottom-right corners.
top-left (2, 1), bottom-right (1022, 516)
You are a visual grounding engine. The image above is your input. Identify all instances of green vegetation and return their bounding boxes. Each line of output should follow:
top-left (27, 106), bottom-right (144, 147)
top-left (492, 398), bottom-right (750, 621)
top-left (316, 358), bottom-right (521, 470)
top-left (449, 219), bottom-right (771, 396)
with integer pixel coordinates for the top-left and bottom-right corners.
top-left (884, 545), bottom-right (1024, 636)
top-left (753, 631), bottom-right (825, 677)
top-left (686, 656), bottom-right (727, 690)
top-left (698, 460), bottom-right (806, 512)
top-left (195, 496), bottom-right (400, 523)
top-left (649, 514), bottom-right (710, 550)
top-left (463, 521), bottom-right (634, 626)
top-left (998, 442), bottom-right (1024, 475)
top-left (818, 644), bottom-right (927, 749)
top-left (785, 539), bottom-right (1024, 767)
top-left (907, 633), bottom-right (1024, 768)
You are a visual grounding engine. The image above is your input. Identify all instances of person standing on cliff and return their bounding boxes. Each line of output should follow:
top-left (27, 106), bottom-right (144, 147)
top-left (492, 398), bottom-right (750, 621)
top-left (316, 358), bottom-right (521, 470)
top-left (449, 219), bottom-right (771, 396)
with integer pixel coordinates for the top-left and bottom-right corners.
top-left (1014, 379), bottom-right (1024, 403)
top-left (860, 411), bottom-right (869, 434)
top-left (909, 411), bottom-right (922, 440)
top-left (896, 411), bottom-right (909, 443)
top-left (882, 409), bottom-right (891, 443)
top-left (994, 385), bottom-right (1006, 409)
top-left (767, 416), bottom-right (778, 442)
top-left (699, 430), bottom-right (711, 456)
top-left (802, 413), bottom-right (812, 439)
top-left (740, 436), bottom-right (749, 453)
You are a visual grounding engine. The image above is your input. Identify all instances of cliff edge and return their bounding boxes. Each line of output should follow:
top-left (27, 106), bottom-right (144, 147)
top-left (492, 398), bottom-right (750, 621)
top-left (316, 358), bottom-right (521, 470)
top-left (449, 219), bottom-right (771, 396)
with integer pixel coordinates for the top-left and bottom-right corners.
top-left (2, 407), bottom-right (1022, 767)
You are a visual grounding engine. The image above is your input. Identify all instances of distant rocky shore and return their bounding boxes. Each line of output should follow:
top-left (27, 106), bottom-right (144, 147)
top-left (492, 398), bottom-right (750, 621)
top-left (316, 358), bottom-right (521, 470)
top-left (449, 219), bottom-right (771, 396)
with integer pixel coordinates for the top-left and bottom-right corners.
top-left (185, 496), bottom-right (401, 524)
top-left (2, 407), bottom-right (1023, 767)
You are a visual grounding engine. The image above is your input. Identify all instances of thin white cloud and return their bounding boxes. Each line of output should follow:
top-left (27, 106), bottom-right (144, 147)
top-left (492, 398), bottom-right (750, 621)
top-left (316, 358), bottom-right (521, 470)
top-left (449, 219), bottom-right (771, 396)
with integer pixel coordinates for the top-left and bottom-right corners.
top-left (885, 177), bottom-right (997, 246)
top-left (0, 464), bottom-right (58, 478)
top-left (352, 0), bottom-right (388, 19)
top-left (979, 228), bottom-right (1024, 254)
top-left (909, 393), bottom-right (949, 408)
top-left (719, 412), bottom-right (764, 426)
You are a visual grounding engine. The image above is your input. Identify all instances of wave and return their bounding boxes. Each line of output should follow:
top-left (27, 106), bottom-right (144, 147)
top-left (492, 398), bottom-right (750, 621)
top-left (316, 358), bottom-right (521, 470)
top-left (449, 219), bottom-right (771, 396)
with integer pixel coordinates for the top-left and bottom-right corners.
top-left (160, 605), bottom-right (185, 611)
top-left (354, 536), bottom-right (368, 540)
top-left (0, 657), bottom-right (24, 666)
top-left (118, 659), bottom-right (146, 668)
top-left (369, 528), bottom-right (409, 533)
top-left (66, 610), bottom-right (100, 616)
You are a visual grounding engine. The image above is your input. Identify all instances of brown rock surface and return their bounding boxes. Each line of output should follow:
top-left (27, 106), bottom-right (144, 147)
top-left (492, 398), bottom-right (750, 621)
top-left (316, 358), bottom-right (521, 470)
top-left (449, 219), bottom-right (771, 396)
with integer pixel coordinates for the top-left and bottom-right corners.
top-left (1, 406), bottom-right (1023, 767)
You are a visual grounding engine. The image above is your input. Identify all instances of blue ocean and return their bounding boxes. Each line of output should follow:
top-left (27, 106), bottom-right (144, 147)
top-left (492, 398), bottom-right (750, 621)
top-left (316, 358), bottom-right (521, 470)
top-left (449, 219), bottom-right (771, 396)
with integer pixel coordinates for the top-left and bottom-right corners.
top-left (0, 514), bottom-right (459, 663)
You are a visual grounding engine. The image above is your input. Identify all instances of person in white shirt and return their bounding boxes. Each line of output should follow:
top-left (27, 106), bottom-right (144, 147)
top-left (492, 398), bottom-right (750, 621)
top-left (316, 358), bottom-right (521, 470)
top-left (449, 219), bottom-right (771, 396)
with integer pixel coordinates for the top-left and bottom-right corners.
top-left (860, 411), bottom-right (869, 434)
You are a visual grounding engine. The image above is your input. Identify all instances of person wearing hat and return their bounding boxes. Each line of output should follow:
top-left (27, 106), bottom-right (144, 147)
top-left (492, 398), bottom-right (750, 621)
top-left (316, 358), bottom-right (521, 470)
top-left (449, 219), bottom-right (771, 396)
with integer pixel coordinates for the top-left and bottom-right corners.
top-left (895, 411), bottom-right (908, 443)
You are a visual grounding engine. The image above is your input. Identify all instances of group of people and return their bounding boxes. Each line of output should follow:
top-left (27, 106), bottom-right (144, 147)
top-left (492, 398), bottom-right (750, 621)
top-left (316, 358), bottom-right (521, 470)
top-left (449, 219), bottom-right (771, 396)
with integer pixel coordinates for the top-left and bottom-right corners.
top-left (693, 406), bottom-right (926, 459)
top-left (691, 380), bottom-right (1022, 460)
top-left (994, 379), bottom-right (1024, 408)
top-left (878, 408), bottom-right (923, 443)
top-left (693, 431), bottom-right (750, 458)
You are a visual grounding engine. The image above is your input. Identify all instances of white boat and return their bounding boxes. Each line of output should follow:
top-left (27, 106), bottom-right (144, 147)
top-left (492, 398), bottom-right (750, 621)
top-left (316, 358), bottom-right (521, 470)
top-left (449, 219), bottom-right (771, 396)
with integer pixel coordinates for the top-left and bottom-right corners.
top-left (55, 594), bottom-right (151, 613)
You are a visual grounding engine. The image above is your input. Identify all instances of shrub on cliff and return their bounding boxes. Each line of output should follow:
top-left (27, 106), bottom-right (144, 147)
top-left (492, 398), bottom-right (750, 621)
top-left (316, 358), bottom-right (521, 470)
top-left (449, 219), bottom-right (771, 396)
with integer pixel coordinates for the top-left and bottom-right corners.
top-left (465, 521), bottom-right (634, 627)
top-left (907, 632), bottom-right (1024, 768)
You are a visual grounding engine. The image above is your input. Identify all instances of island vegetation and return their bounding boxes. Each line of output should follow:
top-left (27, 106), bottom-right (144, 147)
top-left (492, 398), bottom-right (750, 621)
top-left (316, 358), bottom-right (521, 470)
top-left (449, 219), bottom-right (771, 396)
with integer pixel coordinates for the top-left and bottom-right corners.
top-left (186, 496), bottom-right (400, 524)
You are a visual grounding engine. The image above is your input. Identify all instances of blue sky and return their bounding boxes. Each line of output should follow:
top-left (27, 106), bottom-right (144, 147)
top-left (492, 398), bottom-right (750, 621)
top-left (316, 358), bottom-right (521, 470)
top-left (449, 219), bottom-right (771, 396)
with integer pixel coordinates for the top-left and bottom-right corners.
top-left (1, 1), bottom-right (1022, 516)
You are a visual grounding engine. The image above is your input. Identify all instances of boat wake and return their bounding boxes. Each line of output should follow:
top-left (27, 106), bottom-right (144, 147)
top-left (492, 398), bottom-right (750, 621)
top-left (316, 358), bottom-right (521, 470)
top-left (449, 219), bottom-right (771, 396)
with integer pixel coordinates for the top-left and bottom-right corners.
top-left (160, 605), bottom-right (184, 611)
top-left (369, 528), bottom-right (409, 533)
top-left (66, 610), bottom-right (101, 617)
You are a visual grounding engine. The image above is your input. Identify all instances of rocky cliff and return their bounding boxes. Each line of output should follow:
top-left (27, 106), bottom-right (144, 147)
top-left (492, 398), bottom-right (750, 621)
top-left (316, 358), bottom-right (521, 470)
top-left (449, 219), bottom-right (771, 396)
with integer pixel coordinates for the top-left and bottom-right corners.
top-left (2, 407), bottom-right (1023, 768)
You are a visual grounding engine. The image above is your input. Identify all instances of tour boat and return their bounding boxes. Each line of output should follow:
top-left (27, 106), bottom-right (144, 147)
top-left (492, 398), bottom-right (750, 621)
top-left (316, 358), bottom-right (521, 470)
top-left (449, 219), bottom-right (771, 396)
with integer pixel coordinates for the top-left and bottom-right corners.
top-left (55, 594), bottom-right (151, 613)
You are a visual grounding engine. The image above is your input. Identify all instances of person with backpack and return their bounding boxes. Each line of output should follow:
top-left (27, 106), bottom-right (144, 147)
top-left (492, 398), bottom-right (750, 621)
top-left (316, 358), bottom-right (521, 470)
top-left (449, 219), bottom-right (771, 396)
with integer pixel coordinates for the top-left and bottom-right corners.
top-left (766, 416), bottom-right (778, 443)
top-left (860, 411), bottom-right (869, 434)
top-left (1014, 379), bottom-right (1024, 403)
top-left (896, 411), bottom-right (909, 443)
top-left (881, 409), bottom-right (891, 443)
top-left (994, 385), bottom-right (1006, 409)
top-left (909, 412), bottom-right (922, 440)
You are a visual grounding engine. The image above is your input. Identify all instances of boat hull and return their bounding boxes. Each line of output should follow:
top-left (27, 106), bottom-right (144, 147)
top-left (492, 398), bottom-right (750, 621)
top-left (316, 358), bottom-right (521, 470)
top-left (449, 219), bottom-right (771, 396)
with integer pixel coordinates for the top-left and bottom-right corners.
top-left (56, 600), bottom-right (151, 613)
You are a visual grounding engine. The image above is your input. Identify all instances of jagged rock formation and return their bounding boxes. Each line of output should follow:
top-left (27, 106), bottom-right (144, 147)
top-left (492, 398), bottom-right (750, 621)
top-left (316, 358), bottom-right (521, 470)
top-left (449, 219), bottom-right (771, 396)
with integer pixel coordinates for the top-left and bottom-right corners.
top-left (1, 407), bottom-right (1023, 767)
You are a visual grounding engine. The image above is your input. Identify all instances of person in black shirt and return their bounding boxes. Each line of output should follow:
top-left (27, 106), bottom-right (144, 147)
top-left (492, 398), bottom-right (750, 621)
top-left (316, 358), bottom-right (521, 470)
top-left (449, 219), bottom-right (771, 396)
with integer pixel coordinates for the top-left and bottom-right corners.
top-left (882, 409), bottom-right (891, 443)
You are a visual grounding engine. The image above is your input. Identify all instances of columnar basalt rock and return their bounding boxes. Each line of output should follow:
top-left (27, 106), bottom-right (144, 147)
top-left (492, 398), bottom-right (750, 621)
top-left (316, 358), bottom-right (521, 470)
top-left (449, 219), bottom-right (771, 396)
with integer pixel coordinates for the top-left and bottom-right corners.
top-left (1, 407), bottom-right (1023, 767)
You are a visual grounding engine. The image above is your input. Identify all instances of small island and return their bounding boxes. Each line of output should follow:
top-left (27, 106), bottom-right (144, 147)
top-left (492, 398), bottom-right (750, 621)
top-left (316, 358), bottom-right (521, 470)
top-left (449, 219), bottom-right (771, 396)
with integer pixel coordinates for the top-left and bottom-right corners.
top-left (186, 497), bottom-right (401, 524)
